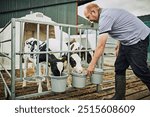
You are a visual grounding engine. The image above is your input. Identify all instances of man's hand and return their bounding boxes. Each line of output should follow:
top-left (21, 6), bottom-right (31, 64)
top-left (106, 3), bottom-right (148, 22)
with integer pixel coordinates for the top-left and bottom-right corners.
top-left (87, 63), bottom-right (95, 76)
top-left (87, 33), bottom-right (108, 77)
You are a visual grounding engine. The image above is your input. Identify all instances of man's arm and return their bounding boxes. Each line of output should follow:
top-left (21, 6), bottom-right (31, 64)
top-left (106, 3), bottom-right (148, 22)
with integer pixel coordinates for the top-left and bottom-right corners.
top-left (87, 33), bottom-right (108, 76)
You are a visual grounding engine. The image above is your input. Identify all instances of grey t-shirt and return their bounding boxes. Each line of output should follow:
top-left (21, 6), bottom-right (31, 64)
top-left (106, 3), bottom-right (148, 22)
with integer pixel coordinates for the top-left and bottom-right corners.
top-left (99, 8), bottom-right (150, 45)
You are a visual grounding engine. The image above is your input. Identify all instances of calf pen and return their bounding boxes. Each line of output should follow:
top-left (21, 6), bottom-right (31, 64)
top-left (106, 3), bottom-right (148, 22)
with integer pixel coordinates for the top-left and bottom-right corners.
top-left (0, 13), bottom-right (104, 100)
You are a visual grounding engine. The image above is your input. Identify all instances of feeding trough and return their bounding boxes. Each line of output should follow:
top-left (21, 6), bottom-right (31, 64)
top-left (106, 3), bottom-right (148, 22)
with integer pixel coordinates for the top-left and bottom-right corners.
top-left (50, 72), bottom-right (68, 92)
top-left (71, 71), bottom-right (87, 88)
top-left (90, 68), bottom-right (103, 84)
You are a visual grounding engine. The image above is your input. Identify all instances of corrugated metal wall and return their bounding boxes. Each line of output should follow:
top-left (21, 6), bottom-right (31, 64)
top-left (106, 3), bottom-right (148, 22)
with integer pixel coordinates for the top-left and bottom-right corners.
top-left (0, 0), bottom-right (78, 34)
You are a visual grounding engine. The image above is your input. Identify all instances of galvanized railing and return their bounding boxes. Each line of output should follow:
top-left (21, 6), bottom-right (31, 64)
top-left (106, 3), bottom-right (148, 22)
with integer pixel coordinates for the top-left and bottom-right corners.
top-left (0, 18), bottom-right (105, 99)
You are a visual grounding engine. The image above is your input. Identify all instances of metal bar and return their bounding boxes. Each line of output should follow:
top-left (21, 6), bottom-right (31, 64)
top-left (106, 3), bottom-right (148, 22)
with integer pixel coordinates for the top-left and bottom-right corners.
top-left (86, 29), bottom-right (89, 62)
top-left (15, 91), bottom-right (51, 100)
top-left (46, 25), bottom-right (49, 76)
top-left (15, 18), bottom-right (85, 29)
top-left (36, 24), bottom-right (40, 76)
top-left (101, 86), bottom-right (115, 91)
top-left (94, 29), bottom-right (101, 92)
top-left (11, 18), bottom-right (16, 99)
top-left (11, 18), bottom-right (98, 30)
top-left (0, 63), bottom-right (11, 78)
top-left (19, 21), bottom-right (24, 81)
top-left (96, 84), bottom-right (103, 92)
top-left (16, 50), bottom-right (94, 55)
top-left (0, 39), bottom-right (11, 43)
top-left (95, 29), bottom-right (102, 68)
top-left (86, 28), bottom-right (89, 42)
top-left (0, 19), bottom-right (85, 32)
top-left (0, 52), bottom-right (11, 59)
top-left (0, 72), bottom-right (11, 96)
top-left (60, 26), bottom-right (63, 57)
top-left (79, 29), bottom-right (82, 57)
top-left (0, 21), bottom-right (11, 33)
top-left (85, 29), bottom-right (88, 62)
top-left (67, 27), bottom-right (71, 74)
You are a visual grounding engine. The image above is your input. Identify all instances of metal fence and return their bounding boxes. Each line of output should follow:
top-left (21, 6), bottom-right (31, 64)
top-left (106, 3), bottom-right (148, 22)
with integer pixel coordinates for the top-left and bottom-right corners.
top-left (0, 18), bottom-right (104, 99)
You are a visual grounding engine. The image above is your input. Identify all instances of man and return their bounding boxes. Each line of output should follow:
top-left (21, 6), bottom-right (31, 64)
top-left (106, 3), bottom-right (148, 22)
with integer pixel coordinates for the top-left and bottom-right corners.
top-left (84, 3), bottom-right (150, 100)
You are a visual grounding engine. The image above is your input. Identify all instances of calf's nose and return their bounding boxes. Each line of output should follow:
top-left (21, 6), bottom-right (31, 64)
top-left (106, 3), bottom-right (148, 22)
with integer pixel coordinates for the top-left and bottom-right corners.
top-left (77, 67), bottom-right (83, 74)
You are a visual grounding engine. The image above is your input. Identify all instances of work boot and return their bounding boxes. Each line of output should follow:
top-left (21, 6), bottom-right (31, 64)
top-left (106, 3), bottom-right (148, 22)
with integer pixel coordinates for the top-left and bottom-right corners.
top-left (105, 75), bottom-right (126, 100)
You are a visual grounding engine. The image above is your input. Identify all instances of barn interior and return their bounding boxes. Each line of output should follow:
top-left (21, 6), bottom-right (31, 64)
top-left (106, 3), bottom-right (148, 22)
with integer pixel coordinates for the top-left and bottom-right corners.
top-left (0, 0), bottom-right (150, 100)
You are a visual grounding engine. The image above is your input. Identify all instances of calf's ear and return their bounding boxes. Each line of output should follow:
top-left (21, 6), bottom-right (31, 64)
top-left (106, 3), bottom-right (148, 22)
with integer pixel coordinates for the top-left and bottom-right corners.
top-left (70, 43), bottom-right (75, 50)
top-left (70, 38), bottom-right (76, 44)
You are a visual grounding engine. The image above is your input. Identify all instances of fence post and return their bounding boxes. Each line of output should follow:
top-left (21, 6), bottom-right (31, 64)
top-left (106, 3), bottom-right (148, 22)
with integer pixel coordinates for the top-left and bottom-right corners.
top-left (11, 18), bottom-right (16, 99)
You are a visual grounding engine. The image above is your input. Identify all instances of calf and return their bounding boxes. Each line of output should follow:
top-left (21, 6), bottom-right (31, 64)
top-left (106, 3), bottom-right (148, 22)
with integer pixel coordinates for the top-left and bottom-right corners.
top-left (47, 39), bottom-right (83, 73)
top-left (23, 38), bottom-right (64, 93)
top-left (47, 39), bottom-right (84, 87)
top-left (70, 41), bottom-right (93, 64)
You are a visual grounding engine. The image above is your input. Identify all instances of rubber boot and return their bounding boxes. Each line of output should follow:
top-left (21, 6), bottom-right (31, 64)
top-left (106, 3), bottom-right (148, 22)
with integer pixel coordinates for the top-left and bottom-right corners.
top-left (112, 75), bottom-right (126, 100)
top-left (105, 75), bottom-right (126, 100)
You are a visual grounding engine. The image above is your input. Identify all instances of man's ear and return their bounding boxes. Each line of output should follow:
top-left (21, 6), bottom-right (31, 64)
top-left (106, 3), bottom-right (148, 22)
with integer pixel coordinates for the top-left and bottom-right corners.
top-left (91, 10), bottom-right (95, 14)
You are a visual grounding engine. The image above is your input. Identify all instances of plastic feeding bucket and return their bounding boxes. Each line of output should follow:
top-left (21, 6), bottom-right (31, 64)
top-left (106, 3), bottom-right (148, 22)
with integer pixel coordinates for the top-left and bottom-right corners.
top-left (90, 68), bottom-right (103, 84)
top-left (71, 71), bottom-right (87, 88)
top-left (50, 72), bottom-right (68, 92)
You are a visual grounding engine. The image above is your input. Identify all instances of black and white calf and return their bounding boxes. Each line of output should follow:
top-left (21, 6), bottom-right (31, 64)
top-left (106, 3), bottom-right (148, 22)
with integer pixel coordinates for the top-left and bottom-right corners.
top-left (70, 41), bottom-right (94, 64)
top-left (47, 39), bottom-right (84, 87)
top-left (47, 39), bottom-right (83, 73)
top-left (23, 38), bottom-right (64, 93)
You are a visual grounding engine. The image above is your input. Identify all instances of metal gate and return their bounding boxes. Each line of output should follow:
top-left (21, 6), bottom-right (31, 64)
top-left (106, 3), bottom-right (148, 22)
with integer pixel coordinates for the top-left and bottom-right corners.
top-left (0, 17), bottom-right (103, 100)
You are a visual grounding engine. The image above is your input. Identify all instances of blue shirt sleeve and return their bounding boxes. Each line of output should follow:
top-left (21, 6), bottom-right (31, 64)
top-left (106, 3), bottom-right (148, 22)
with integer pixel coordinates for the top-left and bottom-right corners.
top-left (99, 15), bottom-right (115, 34)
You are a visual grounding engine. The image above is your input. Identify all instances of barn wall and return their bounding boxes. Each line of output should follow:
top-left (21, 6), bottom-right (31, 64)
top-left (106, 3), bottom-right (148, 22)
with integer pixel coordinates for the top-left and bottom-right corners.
top-left (138, 14), bottom-right (150, 22)
top-left (0, 0), bottom-right (78, 34)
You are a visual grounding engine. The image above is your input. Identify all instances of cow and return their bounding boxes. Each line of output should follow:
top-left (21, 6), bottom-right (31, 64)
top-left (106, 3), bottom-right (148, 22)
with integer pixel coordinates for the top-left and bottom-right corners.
top-left (46, 39), bottom-right (83, 74)
top-left (23, 38), bottom-right (64, 93)
top-left (70, 41), bottom-right (94, 64)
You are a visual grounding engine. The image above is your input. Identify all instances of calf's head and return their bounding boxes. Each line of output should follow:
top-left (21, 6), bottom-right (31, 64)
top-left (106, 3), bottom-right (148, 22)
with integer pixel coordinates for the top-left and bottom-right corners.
top-left (48, 54), bottom-right (64, 76)
top-left (70, 53), bottom-right (83, 73)
top-left (70, 42), bottom-right (93, 64)
top-left (24, 38), bottom-right (39, 59)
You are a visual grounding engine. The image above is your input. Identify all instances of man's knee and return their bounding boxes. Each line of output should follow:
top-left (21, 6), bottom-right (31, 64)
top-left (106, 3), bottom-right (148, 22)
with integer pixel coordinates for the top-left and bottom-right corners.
top-left (114, 61), bottom-right (129, 76)
top-left (115, 68), bottom-right (126, 76)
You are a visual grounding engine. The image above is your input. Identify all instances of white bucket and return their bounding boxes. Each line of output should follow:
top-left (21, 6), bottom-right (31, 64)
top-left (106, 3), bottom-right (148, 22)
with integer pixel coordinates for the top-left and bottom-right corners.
top-left (90, 68), bottom-right (103, 84)
top-left (71, 71), bottom-right (87, 88)
top-left (50, 72), bottom-right (68, 92)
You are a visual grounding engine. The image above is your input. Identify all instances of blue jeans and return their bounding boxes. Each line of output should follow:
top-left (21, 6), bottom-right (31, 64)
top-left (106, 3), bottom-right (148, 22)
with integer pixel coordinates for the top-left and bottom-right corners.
top-left (115, 34), bottom-right (150, 91)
